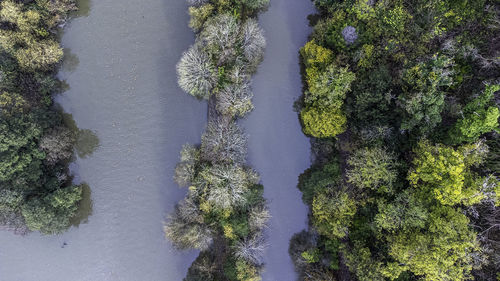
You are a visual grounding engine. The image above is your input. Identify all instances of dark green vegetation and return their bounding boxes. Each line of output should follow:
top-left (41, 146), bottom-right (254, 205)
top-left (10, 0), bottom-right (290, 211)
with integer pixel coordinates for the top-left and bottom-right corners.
top-left (291, 0), bottom-right (500, 280)
top-left (0, 0), bottom-right (83, 235)
top-left (164, 0), bottom-right (269, 280)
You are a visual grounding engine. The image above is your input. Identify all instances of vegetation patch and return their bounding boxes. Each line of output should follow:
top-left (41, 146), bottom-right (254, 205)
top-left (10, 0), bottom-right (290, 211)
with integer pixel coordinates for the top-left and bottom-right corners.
top-left (165, 0), bottom-right (270, 280)
top-left (290, 0), bottom-right (500, 280)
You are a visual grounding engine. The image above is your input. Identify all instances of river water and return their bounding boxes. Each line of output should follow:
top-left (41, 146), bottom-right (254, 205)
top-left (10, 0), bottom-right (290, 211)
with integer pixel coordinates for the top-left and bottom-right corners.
top-left (0, 0), bottom-right (314, 280)
top-left (242, 0), bottom-right (315, 280)
top-left (0, 0), bottom-right (204, 280)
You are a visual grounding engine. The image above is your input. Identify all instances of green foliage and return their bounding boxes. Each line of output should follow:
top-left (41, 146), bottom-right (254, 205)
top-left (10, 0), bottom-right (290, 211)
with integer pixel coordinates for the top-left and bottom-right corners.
top-left (189, 4), bottom-right (214, 31)
top-left (346, 146), bottom-right (399, 193)
top-left (301, 105), bottom-right (347, 138)
top-left (298, 160), bottom-right (341, 204)
top-left (408, 140), bottom-right (493, 206)
top-left (21, 186), bottom-right (82, 234)
top-left (293, 0), bottom-right (499, 280)
top-left (448, 84), bottom-right (500, 144)
top-left (312, 189), bottom-right (357, 239)
top-left (385, 206), bottom-right (479, 281)
top-left (301, 248), bottom-right (320, 263)
top-left (0, 0), bottom-right (82, 235)
top-left (399, 55), bottom-right (453, 134)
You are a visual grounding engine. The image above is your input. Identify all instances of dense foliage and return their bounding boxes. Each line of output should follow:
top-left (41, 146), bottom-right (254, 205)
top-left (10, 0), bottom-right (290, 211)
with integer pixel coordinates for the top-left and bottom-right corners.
top-left (0, 0), bottom-right (83, 235)
top-left (165, 0), bottom-right (269, 280)
top-left (291, 0), bottom-right (500, 280)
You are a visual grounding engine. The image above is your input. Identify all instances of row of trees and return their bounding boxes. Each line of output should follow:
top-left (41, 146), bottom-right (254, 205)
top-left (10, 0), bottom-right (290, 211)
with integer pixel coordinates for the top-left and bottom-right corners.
top-left (165, 0), bottom-right (270, 280)
top-left (291, 0), bottom-right (499, 280)
top-left (0, 0), bottom-right (83, 235)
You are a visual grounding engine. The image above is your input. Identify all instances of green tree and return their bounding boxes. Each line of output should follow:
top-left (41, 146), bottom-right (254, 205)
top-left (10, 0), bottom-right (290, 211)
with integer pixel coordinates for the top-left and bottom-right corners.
top-left (21, 186), bottom-right (82, 234)
top-left (384, 206), bottom-right (479, 281)
top-left (399, 55), bottom-right (453, 134)
top-left (448, 84), bottom-right (500, 144)
top-left (312, 189), bottom-right (357, 239)
top-left (408, 140), bottom-right (494, 206)
top-left (346, 146), bottom-right (399, 193)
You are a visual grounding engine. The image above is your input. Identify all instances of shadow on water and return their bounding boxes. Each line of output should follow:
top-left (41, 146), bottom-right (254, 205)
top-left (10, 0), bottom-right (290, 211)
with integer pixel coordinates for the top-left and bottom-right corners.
top-left (70, 183), bottom-right (93, 227)
top-left (62, 48), bottom-right (80, 73)
top-left (75, 129), bottom-right (99, 158)
top-left (71, 0), bottom-right (92, 18)
top-left (61, 112), bottom-right (100, 159)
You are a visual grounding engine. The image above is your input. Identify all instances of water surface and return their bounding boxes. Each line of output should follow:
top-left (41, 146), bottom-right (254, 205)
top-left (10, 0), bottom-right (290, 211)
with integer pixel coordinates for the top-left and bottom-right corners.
top-left (242, 0), bottom-right (315, 280)
top-left (0, 0), bottom-right (206, 279)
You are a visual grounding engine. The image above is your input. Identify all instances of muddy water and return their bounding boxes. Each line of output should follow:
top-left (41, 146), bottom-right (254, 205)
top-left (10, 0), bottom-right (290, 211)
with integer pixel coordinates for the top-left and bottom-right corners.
top-left (0, 0), bottom-right (206, 279)
top-left (242, 0), bottom-right (315, 280)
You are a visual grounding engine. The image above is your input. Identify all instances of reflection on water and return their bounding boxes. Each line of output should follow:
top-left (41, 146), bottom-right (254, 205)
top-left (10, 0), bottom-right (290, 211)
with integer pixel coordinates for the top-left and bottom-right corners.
top-left (62, 48), bottom-right (80, 73)
top-left (61, 112), bottom-right (100, 159)
top-left (72, 0), bottom-right (91, 17)
top-left (70, 183), bottom-right (93, 227)
top-left (75, 129), bottom-right (99, 158)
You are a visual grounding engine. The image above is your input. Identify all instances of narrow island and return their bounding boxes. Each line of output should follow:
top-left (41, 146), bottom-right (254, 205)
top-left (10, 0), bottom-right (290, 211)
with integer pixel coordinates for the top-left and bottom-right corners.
top-left (164, 0), bottom-right (271, 280)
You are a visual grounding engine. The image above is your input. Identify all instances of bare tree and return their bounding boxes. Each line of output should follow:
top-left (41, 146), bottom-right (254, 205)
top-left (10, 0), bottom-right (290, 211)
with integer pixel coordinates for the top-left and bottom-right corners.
top-left (240, 19), bottom-right (266, 67)
top-left (39, 126), bottom-right (75, 165)
top-left (200, 14), bottom-right (240, 64)
top-left (201, 164), bottom-right (259, 210)
top-left (174, 144), bottom-right (200, 187)
top-left (248, 205), bottom-right (270, 233)
top-left (165, 196), bottom-right (213, 250)
top-left (234, 233), bottom-right (266, 265)
top-left (176, 45), bottom-right (216, 99)
top-left (216, 80), bottom-right (254, 117)
top-left (201, 119), bottom-right (247, 164)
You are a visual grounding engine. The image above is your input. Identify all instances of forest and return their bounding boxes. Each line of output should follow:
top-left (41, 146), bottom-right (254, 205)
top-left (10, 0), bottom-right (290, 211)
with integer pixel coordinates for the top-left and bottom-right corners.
top-left (289, 0), bottom-right (500, 281)
top-left (164, 0), bottom-right (270, 280)
top-left (0, 0), bottom-right (82, 235)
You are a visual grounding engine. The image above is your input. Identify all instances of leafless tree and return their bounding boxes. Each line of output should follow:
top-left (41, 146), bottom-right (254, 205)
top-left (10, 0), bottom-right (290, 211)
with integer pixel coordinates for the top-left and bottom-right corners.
top-left (240, 19), bottom-right (266, 67)
top-left (200, 14), bottom-right (240, 65)
top-left (234, 233), bottom-right (267, 265)
top-left (177, 45), bottom-right (216, 99)
top-left (201, 119), bottom-right (248, 164)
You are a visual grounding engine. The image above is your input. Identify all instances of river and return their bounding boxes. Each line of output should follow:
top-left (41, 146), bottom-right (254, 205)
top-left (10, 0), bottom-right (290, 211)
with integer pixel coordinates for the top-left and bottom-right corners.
top-left (0, 0), bottom-right (314, 280)
top-left (242, 0), bottom-right (315, 280)
top-left (0, 0), bottom-right (204, 279)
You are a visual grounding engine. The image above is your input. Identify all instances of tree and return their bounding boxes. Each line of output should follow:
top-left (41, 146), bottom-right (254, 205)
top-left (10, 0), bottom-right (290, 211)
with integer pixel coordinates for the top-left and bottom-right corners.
top-left (21, 186), bottom-right (82, 234)
top-left (177, 45), bottom-right (217, 99)
top-left (240, 19), bottom-right (266, 67)
top-left (201, 119), bottom-right (247, 164)
top-left (448, 84), bottom-right (500, 144)
top-left (298, 161), bottom-right (341, 204)
top-left (39, 126), bottom-right (75, 165)
top-left (408, 140), bottom-right (494, 206)
top-left (164, 195), bottom-right (213, 250)
top-left (399, 55), bottom-right (453, 134)
top-left (301, 105), bottom-right (346, 138)
top-left (346, 146), bottom-right (399, 193)
top-left (199, 13), bottom-right (240, 64)
top-left (304, 64), bottom-right (355, 108)
top-left (312, 189), bottom-right (357, 239)
top-left (216, 80), bottom-right (254, 117)
top-left (174, 144), bottom-right (200, 187)
top-left (384, 206), bottom-right (479, 281)
top-left (197, 164), bottom-right (259, 210)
